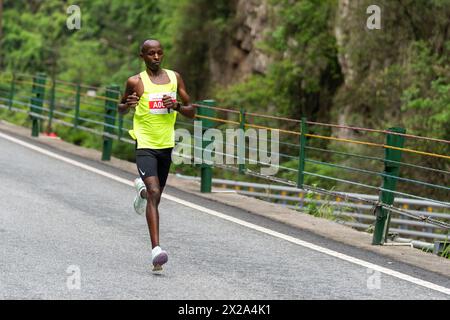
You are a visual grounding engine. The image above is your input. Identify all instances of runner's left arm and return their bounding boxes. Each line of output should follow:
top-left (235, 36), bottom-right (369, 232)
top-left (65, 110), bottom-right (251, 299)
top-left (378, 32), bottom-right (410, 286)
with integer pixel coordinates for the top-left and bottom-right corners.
top-left (162, 72), bottom-right (195, 119)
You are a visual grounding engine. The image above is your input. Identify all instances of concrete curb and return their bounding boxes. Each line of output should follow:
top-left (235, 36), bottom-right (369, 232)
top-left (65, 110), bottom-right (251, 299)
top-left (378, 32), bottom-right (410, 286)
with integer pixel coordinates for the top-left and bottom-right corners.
top-left (1, 119), bottom-right (449, 278)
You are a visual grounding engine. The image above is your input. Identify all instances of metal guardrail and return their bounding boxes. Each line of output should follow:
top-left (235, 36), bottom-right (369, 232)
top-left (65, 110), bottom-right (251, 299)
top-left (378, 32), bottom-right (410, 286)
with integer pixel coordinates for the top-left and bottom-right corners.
top-left (175, 174), bottom-right (449, 243)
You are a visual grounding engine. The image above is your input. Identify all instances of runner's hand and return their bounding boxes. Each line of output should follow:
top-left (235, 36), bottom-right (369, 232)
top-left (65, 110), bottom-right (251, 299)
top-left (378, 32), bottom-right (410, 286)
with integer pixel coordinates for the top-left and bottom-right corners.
top-left (162, 95), bottom-right (175, 109)
top-left (126, 92), bottom-right (140, 108)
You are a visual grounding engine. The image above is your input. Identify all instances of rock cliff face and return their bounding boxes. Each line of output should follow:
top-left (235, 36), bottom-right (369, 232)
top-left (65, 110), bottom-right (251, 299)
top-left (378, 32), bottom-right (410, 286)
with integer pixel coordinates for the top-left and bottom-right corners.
top-left (329, 0), bottom-right (447, 132)
top-left (204, 0), bottom-right (448, 136)
top-left (208, 0), bottom-right (271, 87)
top-left (207, 0), bottom-right (344, 121)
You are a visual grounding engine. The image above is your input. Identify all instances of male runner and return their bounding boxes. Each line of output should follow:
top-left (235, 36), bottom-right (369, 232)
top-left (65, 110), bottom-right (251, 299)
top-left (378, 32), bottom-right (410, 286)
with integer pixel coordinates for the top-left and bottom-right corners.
top-left (118, 39), bottom-right (195, 271)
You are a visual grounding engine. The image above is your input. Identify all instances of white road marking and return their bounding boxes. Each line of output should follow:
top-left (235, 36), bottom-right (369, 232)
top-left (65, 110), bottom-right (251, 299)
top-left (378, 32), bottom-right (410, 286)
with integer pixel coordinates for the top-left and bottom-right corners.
top-left (1, 131), bottom-right (449, 296)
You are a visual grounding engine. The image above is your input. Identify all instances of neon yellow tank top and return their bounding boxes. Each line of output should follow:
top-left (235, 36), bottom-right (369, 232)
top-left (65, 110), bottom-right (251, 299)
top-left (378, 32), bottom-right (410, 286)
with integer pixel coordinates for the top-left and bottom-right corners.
top-left (129, 69), bottom-right (178, 149)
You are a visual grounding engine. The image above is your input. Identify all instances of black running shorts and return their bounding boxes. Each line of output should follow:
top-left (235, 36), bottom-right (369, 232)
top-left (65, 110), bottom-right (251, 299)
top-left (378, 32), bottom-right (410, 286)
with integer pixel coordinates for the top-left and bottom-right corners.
top-left (135, 147), bottom-right (173, 190)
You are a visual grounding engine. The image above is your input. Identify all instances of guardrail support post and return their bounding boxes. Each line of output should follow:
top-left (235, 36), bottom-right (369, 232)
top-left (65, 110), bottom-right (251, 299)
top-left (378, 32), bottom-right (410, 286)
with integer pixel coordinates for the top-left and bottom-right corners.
top-left (239, 107), bottom-right (246, 174)
top-left (433, 240), bottom-right (449, 258)
top-left (297, 117), bottom-right (307, 188)
top-left (118, 113), bottom-right (124, 141)
top-left (197, 100), bottom-right (216, 193)
top-left (8, 73), bottom-right (15, 111)
top-left (372, 127), bottom-right (406, 245)
top-left (74, 83), bottom-right (81, 128)
top-left (30, 73), bottom-right (47, 137)
top-left (102, 85), bottom-right (119, 161)
top-left (47, 76), bottom-right (56, 134)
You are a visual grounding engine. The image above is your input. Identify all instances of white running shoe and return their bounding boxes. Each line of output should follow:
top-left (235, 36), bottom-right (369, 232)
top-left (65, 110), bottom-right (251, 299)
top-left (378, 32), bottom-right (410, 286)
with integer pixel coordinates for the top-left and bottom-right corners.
top-left (152, 246), bottom-right (168, 271)
top-left (133, 177), bottom-right (147, 215)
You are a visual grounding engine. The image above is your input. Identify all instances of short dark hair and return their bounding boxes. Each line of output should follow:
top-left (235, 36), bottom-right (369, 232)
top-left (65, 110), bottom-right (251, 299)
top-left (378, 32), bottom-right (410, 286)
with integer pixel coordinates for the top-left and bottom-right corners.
top-left (140, 39), bottom-right (162, 54)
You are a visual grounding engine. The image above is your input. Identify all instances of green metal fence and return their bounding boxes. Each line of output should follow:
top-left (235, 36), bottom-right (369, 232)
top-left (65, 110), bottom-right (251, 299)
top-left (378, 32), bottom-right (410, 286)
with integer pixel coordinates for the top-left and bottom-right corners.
top-left (0, 71), bottom-right (448, 246)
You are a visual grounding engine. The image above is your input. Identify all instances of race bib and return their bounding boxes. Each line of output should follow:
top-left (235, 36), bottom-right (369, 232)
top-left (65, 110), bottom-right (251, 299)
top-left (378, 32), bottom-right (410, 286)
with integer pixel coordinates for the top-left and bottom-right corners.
top-left (148, 92), bottom-right (176, 114)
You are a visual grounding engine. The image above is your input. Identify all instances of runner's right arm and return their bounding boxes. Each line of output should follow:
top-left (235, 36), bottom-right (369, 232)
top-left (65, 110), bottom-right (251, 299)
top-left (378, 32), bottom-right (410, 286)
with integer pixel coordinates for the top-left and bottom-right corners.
top-left (118, 76), bottom-right (140, 115)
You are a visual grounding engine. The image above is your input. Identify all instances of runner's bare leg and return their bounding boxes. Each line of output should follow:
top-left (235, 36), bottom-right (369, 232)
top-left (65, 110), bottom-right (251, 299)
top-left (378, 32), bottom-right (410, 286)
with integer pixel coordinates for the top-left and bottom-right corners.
top-left (142, 176), bottom-right (161, 248)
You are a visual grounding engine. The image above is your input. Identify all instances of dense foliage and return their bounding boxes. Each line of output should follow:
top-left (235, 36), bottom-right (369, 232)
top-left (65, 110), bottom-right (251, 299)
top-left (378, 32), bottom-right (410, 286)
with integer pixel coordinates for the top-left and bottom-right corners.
top-left (0, 0), bottom-right (448, 196)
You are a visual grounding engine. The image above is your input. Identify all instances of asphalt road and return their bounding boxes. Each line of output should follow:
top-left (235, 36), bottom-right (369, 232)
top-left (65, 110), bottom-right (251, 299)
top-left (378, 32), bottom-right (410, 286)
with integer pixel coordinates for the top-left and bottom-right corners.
top-left (0, 133), bottom-right (449, 300)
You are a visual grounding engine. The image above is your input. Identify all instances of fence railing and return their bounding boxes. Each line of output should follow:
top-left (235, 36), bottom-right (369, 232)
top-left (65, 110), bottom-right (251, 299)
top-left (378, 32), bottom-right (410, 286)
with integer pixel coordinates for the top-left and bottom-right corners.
top-left (174, 175), bottom-right (449, 242)
top-left (0, 71), bottom-right (448, 251)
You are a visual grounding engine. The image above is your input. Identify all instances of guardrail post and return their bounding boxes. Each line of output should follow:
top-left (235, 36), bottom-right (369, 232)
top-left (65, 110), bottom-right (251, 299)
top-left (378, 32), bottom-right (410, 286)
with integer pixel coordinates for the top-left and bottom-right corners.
top-left (433, 240), bottom-right (449, 258)
top-left (74, 83), bottom-right (81, 128)
top-left (118, 113), bottom-right (124, 141)
top-left (30, 73), bottom-right (47, 137)
top-left (297, 117), bottom-right (307, 188)
top-left (239, 107), bottom-right (246, 174)
top-left (102, 85), bottom-right (119, 161)
top-left (197, 100), bottom-right (216, 193)
top-left (372, 127), bottom-right (406, 245)
top-left (8, 73), bottom-right (15, 111)
top-left (47, 76), bottom-right (56, 133)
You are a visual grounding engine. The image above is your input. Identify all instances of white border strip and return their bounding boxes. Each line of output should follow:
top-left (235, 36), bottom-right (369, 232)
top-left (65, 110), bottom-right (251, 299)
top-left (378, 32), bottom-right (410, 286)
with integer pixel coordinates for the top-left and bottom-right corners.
top-left (1, 131), bottom-right (449, 296)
